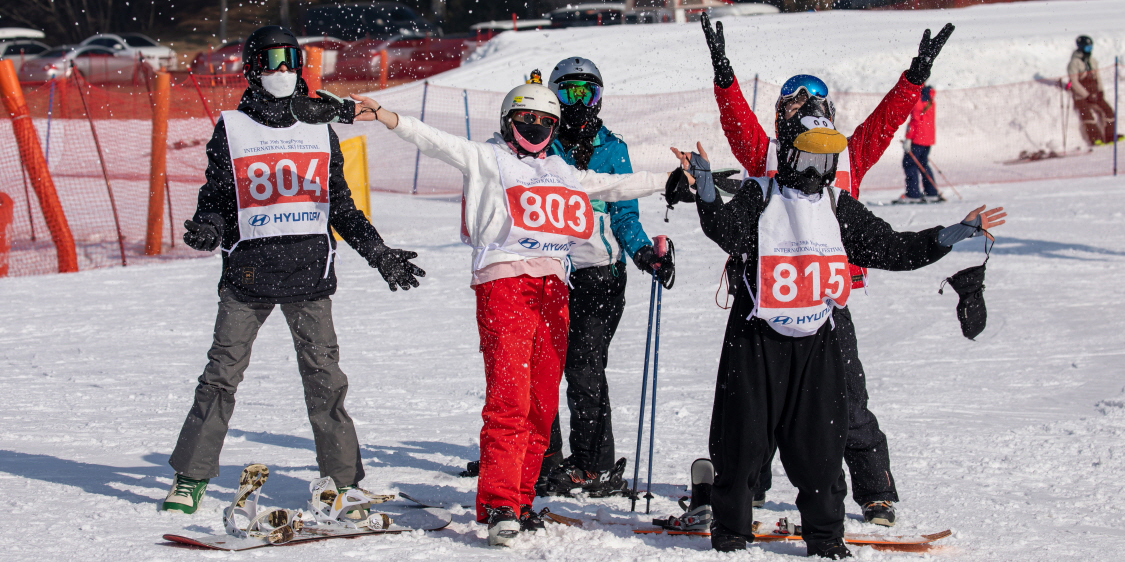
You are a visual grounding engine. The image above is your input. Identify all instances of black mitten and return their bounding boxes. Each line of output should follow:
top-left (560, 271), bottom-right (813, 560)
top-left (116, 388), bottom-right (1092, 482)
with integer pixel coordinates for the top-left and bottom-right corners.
top-left (701, 14), bottom-right (734, 89)
top-left (939, 263), bottom-right (986, 340)
top-left (905, 23), bottom-right (955, 85)
top-left (664, 168), bottom-right (696, 206)
top-left (291, 89), bottom-right (356, 124)
top-left (182, 213), bottom-right (224, 252)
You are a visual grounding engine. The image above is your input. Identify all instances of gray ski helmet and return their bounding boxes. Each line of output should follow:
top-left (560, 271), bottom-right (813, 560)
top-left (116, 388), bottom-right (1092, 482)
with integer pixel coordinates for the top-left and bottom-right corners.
top-left (549, 57), bottom-right (603, 91)
top-left (242, 25), bottom-right (302, 82)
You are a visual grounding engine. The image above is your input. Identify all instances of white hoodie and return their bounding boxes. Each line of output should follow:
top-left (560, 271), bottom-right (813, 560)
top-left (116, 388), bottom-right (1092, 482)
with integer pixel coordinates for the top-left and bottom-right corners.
top-left (392, 116), bottom-right (667, 284)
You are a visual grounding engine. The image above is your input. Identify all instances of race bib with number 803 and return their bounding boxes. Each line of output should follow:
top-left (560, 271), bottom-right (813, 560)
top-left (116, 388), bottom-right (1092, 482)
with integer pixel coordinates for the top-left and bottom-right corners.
top-left (506, 184), bottom-right (594, 240)
top-left (759, 254), bottom-right (851, 308)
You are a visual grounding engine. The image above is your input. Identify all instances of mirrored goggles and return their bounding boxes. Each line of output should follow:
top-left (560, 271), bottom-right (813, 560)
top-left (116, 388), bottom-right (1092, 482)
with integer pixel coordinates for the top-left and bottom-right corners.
top-left (256, 47), bottom-right (302, 72)
top-left (511, 110), bottom-right (559, 129)
top-left (779, 74), bottom-right (829, 101)
top-left (787, 149), bottom-right (838, 176)
top-left (554, 80), bottom-right (603, 106)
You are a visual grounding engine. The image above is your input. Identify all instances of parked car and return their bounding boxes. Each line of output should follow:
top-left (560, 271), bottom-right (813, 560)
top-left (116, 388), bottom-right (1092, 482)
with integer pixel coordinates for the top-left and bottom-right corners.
top-left (303, 2), bottom-right (440, 42)
top-left (468, 18), bottom-right (551, 42)
top-left (18, 44), bottom-right (147, 83)
top-left (189, 37), bottom-right (347, 76)
top-left (328, 36), bottom-right (473, 82)
top-left (0, 27), bottom-right (50, 62)
top-left (80, 33), bottom-right (177, 70)
top-left (549, 3), bottom-right (626, 28)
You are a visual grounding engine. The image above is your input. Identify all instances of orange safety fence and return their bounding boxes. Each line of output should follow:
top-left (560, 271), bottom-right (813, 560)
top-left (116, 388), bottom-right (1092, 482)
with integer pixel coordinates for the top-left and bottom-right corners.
top-left (1, 63), bottom-right (1121, 277)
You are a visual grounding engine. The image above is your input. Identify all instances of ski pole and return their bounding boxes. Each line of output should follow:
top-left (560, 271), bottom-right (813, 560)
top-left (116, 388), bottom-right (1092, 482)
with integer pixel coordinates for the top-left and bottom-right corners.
top-left (925, 157), bottom-right (963, 200)
top-left (644, 279), bottom-right (663, 514)
top-left (905, 148), bottom-right (949, 200)
top-left (630, 273), bottom-right (658, 512)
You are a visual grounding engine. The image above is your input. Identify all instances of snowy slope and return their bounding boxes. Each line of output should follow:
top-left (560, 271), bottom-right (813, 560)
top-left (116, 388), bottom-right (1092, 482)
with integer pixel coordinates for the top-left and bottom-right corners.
top-left (430, 0), bottom-right (1125, 94)
top-left (2, 175), bottom-right (1125, 560)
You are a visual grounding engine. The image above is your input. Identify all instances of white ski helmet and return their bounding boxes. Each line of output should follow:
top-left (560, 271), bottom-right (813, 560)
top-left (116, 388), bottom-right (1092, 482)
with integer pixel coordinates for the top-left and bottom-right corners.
top-left (500, 83), bottom-right (561, 122)
top-left (500, 83), bottom-right (561, 156)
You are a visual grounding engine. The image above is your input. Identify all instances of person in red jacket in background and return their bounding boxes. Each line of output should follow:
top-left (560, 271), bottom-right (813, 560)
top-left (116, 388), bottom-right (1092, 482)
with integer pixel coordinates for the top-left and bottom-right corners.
top-left (901, 85), bottom-right (942, 203)
top-left (700, 14), bottom-right (954, 528)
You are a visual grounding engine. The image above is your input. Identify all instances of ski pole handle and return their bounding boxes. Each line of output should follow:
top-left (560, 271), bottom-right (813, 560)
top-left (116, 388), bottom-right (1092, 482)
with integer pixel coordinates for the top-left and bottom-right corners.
top-left (653, 235), bottom-right (669, 259)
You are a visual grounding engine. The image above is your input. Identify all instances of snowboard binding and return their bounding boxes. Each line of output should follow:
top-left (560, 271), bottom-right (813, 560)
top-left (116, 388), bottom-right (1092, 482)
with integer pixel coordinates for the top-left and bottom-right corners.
top-left (223, 464), bottom-right (303, 544)
top-left (306, 476), bottom-right (394, 530)
top-left (651, 458), bottom-right (715, 534)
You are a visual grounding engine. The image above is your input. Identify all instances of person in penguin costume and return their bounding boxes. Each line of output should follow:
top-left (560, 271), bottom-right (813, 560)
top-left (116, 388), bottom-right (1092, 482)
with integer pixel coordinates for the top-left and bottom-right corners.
top-left (696, 14), bottom-right (958, 529)
top-left (672, 98), bottom-right (1005, 558)
top-left (349, 76), bottom-right (682, 547)
top-left (162, 25), bottom-right (424, 516)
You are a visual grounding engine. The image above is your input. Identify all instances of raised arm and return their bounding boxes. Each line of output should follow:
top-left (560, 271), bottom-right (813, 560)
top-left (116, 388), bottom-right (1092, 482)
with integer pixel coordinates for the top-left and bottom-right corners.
top-left (702, 14), bottom-right (771, 175)
top-left (847, 72), bottom-right (921, 192)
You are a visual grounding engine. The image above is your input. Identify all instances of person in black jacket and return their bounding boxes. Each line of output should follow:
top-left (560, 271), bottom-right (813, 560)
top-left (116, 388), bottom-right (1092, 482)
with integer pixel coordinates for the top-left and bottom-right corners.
top-left (161, 26), bottom-right (424, 516)
top-left (671, 98), bottom-right (1005, 558)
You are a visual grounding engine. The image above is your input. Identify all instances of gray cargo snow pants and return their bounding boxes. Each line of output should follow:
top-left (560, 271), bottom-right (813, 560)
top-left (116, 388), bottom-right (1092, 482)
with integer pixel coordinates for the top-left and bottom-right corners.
top-left (169, 287), bottom-right (365, 485)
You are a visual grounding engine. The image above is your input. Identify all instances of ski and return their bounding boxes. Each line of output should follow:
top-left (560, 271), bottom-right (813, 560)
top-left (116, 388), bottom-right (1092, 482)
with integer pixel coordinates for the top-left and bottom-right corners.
top-left (632, 521), bottom-right (952, 552)
top-left (164, 505), bottom-right (452, 551)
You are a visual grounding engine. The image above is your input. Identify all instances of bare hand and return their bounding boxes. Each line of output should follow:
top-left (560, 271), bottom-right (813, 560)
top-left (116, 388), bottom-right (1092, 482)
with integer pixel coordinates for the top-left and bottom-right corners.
top-left (669, 142), bottom-right (710, 186)
top-left (350, 94), bottom-right (380, 121)
top-left (965, 205), bottom-right (1006, 241)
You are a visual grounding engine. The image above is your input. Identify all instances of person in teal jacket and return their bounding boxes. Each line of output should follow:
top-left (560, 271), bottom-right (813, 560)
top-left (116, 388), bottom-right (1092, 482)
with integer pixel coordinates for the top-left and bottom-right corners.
top-left (537, 57), bottom-right (674, 497)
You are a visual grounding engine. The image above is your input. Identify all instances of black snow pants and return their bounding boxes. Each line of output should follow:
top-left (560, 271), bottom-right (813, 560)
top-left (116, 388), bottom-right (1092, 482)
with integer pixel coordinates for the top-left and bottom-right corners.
top-left (709, 291), bottom-right (849, 544)
top-left (755, 306), bottom-right (898, 506)
top-left (545, 264), bottom-right (628, 473)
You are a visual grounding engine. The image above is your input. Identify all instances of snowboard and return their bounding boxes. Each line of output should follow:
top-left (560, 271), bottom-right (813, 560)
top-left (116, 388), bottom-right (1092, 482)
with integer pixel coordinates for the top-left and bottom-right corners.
top-left (633, 523), bottom-right (952, 552)
top-left (164, 505), bottom-right (451, 551)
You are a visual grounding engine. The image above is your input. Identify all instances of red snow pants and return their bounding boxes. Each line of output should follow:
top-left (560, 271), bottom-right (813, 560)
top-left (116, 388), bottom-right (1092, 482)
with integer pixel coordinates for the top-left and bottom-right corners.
top-left (474, 274), bottom-right (569, 521)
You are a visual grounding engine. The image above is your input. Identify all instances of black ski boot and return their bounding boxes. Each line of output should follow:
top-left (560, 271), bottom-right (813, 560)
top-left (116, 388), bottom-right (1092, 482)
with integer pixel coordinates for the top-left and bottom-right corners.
top-left (539, 457), bottom-right (628, 497)
top-left (534, 452), bottom-right (564, 495)
top-left (710, 521), bottom-right (749, 552)
top-left (519, 505), bottom-right (545, 533)
top-left (459, 460), bottom-right (479, 478)
top-left (752, 488), bottom-right (766, 507)
top-left (806, 538), bottom-right (852, 559)
top-left (862, 500), bottom-right (896, 527)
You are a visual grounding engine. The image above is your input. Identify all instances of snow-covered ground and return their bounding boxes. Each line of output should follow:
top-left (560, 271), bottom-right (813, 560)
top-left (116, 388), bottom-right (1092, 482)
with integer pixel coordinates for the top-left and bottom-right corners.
top-left (3, 174), bottom-right (1125, 560)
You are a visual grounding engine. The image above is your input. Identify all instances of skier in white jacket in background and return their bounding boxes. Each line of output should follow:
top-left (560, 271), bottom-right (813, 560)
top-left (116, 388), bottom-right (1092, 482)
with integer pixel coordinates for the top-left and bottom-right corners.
top-left (349, 79), bottom-right (678, 547)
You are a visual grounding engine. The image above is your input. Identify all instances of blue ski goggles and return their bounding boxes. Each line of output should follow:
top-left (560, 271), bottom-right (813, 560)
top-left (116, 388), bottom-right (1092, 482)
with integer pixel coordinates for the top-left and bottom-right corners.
top-left (256, 46), bottom-right (302, 72)
top-left (554, 80), bottom-right (603, 106)
top-left (779, 74), bottom-right (829, 101)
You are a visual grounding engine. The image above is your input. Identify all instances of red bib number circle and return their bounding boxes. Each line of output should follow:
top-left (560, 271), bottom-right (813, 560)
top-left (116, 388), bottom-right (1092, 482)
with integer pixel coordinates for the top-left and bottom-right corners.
top-left (760, 255), bottom-right (851, 308)
top-left (507, 185), bottom-right (594, 239)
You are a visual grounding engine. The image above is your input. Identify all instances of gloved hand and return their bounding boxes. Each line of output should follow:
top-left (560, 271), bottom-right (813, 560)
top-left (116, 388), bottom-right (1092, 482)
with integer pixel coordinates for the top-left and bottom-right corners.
top-left (633, 243), bottom-right (675, 289)
top-left (291, 89), bottom-right (356, 124)
top-left (712, 169), bottom-right (741, 194)
top-left (367, 246), bottom-right (426, 291)
top-left (905, 23), bottom-right (954, 85)
top-left (903, 138), bottom-right (913, 152)
top-left (664, 167), bottom-right (696, 206)
top-left (183, 214), bottom-right (223, 252)
top-left (701, 13), bottom-right (734, 89)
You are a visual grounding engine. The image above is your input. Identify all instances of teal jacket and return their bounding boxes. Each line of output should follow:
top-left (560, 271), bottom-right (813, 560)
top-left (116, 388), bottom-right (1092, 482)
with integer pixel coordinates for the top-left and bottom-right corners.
top-left (548, 126), bottom-right (652, 265)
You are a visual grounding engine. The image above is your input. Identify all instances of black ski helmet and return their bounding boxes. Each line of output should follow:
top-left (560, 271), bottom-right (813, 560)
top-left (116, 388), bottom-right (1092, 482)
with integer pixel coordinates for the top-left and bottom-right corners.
top-left (242, 25), bottom-right (302, 83)
top-left (1076, 35), bottom-right (1093, 54)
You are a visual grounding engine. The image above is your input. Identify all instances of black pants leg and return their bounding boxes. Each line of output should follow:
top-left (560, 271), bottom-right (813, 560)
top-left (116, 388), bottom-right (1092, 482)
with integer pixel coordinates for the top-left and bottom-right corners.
top-left (709, 294), bottom-right (849, 543)
top-left (545, 264), bottom-right (627, 473)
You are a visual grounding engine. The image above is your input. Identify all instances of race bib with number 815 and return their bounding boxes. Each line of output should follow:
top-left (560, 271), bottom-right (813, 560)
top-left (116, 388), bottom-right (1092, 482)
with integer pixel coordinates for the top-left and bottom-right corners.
top-left (759, 254), bottom-right (851, 309)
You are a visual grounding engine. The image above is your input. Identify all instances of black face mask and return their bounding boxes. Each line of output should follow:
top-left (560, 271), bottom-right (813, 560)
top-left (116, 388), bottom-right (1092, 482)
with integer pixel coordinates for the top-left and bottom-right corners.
top-left (558, 102), bottom-right (602, 142)
top-left (513, 122), bottom-right (553, 146)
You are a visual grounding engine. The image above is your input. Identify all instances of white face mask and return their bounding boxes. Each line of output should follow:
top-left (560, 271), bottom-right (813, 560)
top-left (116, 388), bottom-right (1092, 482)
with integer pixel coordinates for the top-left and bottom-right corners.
top-left (260, 71), bottom-right (298, 98)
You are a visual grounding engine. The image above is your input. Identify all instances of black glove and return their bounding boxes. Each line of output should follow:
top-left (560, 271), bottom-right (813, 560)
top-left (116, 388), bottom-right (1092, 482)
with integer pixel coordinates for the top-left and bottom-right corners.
top-left (905, 23), bottom-right (955, 86)
top-left (701, 13), bottom-right (734, 89)
top-left (632, 243), bottom-right (675, 289)
top-left (367, 246), bottom-right (425, 292)
top-left (664, 167), bottom-right (696, 206)
top-left (182, 214), bottom-right (223, 252)
top-left (291, 89), bottom-right (356, 125)
top-left (713, 169), bottom-right (741, 193)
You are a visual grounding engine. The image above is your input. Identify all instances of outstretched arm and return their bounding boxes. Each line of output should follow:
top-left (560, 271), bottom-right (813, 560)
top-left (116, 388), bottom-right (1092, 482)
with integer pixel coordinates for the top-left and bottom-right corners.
top-left (702, 14), bottom-right (770, 175)
top-left (351, 94), bottom-right (480, 174)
